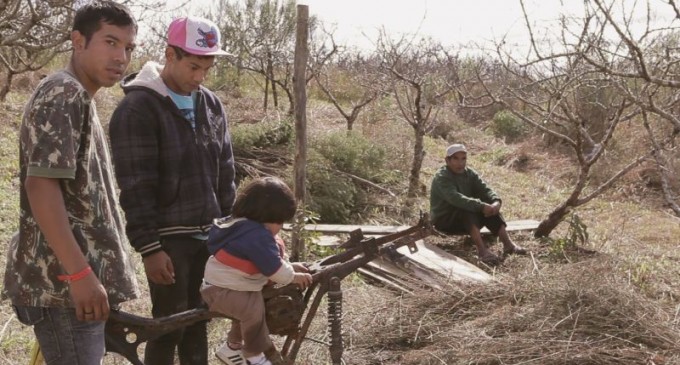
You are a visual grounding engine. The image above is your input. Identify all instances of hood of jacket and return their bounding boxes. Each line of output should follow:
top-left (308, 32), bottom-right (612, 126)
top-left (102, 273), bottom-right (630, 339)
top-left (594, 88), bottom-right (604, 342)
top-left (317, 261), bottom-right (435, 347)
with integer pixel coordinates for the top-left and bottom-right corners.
top-left (120, 61), bottom-right (169, 97)
top-left (207, 217), bottom-right (264, 255)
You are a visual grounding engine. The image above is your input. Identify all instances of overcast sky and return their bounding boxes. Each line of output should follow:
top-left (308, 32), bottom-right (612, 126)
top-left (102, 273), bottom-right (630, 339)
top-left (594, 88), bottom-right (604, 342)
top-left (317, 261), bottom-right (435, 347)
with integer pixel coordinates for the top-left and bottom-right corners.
top-left (298, 0), bottom-right (576, 48)
top-left (156, 0), bottom-right (677, 52)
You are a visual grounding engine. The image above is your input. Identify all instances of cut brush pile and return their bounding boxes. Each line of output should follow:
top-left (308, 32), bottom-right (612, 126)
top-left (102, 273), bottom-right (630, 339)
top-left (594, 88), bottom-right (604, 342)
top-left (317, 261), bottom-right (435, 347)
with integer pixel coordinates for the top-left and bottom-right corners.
top-left (347, 256), bottom-right (680, 365)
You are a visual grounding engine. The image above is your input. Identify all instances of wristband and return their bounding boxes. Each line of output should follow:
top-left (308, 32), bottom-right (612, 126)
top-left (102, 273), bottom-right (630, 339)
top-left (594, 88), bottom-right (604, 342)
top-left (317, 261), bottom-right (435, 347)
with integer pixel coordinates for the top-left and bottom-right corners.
top-left (57, 266), bottom-right (93, 283)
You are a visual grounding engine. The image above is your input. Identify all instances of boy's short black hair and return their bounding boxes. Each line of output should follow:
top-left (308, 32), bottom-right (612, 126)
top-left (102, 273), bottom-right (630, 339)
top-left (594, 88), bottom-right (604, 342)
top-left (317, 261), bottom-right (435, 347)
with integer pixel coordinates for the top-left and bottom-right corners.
top-left (170, 46), bottom-right (215, 61)
top-left (73, 0), bottom-right (137, 45)
top-left (232, 177), bottom-right (296, 224)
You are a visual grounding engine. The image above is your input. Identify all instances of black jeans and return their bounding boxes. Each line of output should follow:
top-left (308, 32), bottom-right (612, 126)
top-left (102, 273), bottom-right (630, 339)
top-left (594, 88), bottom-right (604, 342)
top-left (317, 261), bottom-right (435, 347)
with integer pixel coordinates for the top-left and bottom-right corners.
top-left (144, 236), bottom-right (210, 365)
top-left (434, 210), bottom-right (506, 236)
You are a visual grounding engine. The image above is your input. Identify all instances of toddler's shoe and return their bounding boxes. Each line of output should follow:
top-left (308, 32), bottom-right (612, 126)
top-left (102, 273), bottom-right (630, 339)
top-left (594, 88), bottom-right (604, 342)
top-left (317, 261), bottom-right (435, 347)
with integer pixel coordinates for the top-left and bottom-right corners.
top-left (215, 342), bottom-right (246, 365)
top-left (246, 353), bottom-right (272, 365)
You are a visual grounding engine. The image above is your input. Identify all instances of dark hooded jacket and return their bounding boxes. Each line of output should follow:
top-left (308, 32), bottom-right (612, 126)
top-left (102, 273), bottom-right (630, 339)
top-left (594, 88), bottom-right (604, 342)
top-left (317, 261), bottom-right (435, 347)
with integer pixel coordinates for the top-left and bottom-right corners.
top-left (109, 62), bottom-right (235, 257)
top-left (203, 217), bottom-right (294, 291)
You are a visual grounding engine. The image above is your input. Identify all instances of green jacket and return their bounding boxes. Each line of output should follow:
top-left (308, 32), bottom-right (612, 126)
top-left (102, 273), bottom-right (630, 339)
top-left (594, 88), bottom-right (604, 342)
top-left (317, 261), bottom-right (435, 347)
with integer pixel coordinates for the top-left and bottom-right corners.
top-left (429, 166), bottom-right (501, 223)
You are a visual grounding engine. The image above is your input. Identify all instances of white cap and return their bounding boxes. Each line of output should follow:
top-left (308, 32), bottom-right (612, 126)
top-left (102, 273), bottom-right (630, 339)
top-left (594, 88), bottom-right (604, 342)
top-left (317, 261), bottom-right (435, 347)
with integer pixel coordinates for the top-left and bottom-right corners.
top-left (445, 144), bottom-right (467, 157)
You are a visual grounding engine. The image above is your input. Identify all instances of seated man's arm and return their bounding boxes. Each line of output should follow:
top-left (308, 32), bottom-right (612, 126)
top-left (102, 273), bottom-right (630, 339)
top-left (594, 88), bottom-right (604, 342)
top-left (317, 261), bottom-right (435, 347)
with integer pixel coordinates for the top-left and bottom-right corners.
top-left (431, 175), bottom-right (485, 212)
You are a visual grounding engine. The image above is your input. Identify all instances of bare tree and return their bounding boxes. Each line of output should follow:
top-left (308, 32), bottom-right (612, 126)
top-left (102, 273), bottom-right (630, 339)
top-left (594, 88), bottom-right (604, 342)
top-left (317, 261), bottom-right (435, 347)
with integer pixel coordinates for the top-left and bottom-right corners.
top-left (125, 0), bottom-right (194, 62)
top-left (309, 28), bottom-right (384, 131)
top-left (642, 110), bottom-right (680, 216)
top-left (0, 0), bottom-right (73, 101)
top-left (581, 0), bottom-right (680, 216)
top-left (459, 0), bottom-right (680, 237)
top-left (376, 31), bottom-right (457, 197)
top-left (0, 0), bottom-right (174, 101)
top-left (211, 0), bottom-right (316, 115)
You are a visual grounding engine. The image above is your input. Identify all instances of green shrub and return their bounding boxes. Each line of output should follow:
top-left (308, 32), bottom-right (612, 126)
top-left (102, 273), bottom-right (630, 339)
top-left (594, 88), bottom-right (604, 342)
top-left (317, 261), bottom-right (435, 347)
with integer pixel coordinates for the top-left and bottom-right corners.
top-left (230, 118), bottom-right (293, 152)
top-left (306, 152), bottom-right (358, 223)
top-left (306, 131), bottom-right (398, 223)
top-left (314, 131), bottom-right (393, 183)
top-left (543, 213), bottom-right (590, 262)
top-left (492, 110), bottom-right (526, 142)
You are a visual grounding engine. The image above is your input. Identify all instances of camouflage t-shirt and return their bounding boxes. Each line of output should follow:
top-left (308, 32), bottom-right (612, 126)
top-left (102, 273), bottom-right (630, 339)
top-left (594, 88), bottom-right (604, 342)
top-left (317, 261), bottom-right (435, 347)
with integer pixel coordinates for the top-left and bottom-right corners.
top-left (2, 70), bottom-right (139, 307)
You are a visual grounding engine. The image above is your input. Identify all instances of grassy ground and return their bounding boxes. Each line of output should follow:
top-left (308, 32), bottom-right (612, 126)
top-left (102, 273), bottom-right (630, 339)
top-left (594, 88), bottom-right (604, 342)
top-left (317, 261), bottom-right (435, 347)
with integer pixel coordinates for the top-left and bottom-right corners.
top-left (0, 71), bottom-right (679, 365)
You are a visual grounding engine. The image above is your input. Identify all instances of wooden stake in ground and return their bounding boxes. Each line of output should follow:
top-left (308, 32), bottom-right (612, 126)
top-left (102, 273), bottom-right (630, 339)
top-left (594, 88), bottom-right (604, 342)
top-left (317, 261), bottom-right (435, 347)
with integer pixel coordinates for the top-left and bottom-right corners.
top-left (291, 4), bottom-right (309, 262)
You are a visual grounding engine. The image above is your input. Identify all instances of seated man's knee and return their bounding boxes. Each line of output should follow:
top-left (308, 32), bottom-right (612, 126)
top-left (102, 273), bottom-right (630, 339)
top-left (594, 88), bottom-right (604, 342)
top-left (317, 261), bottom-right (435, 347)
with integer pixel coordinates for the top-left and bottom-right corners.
top-left (483, 214), bottom-right (506, 235)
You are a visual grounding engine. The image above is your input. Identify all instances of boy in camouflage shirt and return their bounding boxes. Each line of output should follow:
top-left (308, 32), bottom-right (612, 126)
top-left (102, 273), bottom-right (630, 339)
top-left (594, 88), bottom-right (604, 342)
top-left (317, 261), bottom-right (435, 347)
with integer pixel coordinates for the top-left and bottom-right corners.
top-left (2, 2), bottom-right (139, 363)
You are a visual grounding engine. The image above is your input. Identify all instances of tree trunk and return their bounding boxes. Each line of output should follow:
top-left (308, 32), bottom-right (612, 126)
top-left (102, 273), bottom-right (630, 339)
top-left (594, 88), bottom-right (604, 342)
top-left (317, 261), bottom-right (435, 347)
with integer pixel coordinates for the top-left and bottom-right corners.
top-left (407, 127), bottom-right (425, 197)
top-left (534, 202), bottom-right (572, 237)
top-left (267, 53), bottom-right (279, 108)
top-left (0, 71), bottom-right (13, 102)
top-left (283, 84), bottom-right (295, 116)
top-left (347, 117), bottom-right (354, 131)
top-left (263, 75), bottom-right (269, 111)
top-left (234, 59), bottom-right (243, 91)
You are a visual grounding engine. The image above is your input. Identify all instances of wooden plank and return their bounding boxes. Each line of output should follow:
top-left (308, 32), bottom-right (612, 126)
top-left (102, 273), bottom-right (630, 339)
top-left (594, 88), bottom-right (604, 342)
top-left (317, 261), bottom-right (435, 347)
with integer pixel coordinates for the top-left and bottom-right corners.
top-left (313, 234), bottom-right (389, 247)
top-left (497, 219), bottom-right (540, 232)
top-left (442, 219), bottom-right (541, 234)
top-left (365, 259), bottom-right (445, 291)
top-left (356, 267), bottom-right (415, 294)
top-left (395, 240), bottom-right (491, 283)
top-left (284, 219), bottom-right (539, 235)
top-left (354, 238), bottom-right (491, 292)
top-left (311, 235), bottom-right (343, 247)
top-left (283, 223), bottom-right (409, 235)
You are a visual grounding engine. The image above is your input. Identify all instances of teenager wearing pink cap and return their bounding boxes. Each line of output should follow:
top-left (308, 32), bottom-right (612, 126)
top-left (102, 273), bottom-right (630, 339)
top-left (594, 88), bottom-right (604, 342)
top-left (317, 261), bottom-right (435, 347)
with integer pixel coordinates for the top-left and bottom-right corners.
top-left (108, 16), bottom-right (236, 365)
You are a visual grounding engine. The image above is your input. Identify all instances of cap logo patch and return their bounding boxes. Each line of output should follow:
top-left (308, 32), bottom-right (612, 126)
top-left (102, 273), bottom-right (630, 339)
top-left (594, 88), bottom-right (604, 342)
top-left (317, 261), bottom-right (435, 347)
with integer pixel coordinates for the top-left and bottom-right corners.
top-left (196, 27), bottom-right (218, 49)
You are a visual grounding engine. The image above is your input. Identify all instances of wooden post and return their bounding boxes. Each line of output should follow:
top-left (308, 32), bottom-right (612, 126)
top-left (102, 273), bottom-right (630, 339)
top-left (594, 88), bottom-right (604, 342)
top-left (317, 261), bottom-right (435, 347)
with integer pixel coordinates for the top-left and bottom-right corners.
top-left (291, 4), bottom-right (309, 262)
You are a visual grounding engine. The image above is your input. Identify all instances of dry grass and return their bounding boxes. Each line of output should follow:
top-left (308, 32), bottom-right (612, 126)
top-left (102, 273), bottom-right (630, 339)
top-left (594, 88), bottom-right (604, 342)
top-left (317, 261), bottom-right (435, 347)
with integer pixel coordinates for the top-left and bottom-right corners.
top-left (333, 255), bottom-right (680, 365)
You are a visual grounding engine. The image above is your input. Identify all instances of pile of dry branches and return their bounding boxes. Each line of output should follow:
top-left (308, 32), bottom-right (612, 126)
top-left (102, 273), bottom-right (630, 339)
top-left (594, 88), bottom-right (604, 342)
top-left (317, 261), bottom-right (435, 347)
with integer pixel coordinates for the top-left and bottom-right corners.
top-left (346, 257), bottom-right (679, 365)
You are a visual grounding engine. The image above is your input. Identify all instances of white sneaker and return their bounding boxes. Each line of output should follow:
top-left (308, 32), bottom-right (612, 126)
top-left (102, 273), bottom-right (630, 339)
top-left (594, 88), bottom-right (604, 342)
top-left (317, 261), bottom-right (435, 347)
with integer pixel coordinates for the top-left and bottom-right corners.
top-left (246, 353), bottom-right (272, 365)
top-left (215, 342), bottom-right (246, 365)
top-left (247, 360), bottom-right (272, 365)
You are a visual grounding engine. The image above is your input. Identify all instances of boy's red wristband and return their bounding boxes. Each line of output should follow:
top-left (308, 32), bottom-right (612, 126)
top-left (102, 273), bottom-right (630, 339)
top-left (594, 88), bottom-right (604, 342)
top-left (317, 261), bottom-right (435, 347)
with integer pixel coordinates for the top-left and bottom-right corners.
top-left (57, 266), bottom-right (93, 283)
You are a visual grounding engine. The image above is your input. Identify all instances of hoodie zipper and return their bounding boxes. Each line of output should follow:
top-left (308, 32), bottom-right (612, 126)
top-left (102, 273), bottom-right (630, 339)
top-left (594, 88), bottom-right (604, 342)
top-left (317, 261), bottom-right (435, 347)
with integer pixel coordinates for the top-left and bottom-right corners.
top-left (168, 93), bottom-right (210, 235)
top-left (193, 93), bottom-right (210, 234)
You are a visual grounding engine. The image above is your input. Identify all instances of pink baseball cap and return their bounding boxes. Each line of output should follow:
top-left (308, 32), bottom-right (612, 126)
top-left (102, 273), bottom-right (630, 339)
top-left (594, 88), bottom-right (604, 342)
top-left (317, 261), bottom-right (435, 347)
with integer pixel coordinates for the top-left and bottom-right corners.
top-left (167, 16), bottom-right (230, 56)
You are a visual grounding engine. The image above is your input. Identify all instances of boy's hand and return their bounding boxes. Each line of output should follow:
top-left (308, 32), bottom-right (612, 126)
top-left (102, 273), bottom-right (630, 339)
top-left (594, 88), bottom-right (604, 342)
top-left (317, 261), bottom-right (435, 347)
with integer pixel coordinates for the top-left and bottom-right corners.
top-left (70, 274), bottom-right (109, 322)
top-left (291, 262), bottom-right (309, 273)
top-left (292, 272), bottom-right (313, 289)
top-left (143, 251), bottom-right (175, 285)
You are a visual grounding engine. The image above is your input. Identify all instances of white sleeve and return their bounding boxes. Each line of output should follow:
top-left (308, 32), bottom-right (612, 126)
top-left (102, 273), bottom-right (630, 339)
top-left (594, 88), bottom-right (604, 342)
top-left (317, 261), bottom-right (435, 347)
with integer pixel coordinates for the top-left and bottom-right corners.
top-left (268, 260), bottom-right (295, 285)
